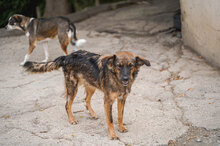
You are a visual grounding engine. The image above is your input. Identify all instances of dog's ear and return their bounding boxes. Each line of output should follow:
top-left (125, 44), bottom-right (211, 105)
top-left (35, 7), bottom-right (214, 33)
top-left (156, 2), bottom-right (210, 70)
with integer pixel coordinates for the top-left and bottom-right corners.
top-left (107, 55), bottom-right (116, 66)
top-left (15, 15), bottom-right (22, 23)
top-left (99, 55), bottom-right (116, 68)
top-left (135, 56), bottom-right (151, 67)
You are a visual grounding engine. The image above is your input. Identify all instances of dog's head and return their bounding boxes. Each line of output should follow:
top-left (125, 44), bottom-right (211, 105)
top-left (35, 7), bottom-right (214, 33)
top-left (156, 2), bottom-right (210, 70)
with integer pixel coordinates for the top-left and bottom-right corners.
top-left (101, 51), bottom-right (151, 87)
top-left (5, 14), bottom-right (27, 31)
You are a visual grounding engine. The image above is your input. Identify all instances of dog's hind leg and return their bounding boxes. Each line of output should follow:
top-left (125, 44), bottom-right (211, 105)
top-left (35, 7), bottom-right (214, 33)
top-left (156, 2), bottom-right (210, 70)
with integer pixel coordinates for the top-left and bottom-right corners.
top-left (65, 73), bottom-right (78, 124)
top-left (60, 40), bottom-right (69, 56)
top-left (65, 87), bottom-right (78, 124)
top-left (58, 30), bottom-right (70, 56)
top-left (84, 85), bottom-right (97, 119)
top-left (41, 41), bottom-right (49, 62)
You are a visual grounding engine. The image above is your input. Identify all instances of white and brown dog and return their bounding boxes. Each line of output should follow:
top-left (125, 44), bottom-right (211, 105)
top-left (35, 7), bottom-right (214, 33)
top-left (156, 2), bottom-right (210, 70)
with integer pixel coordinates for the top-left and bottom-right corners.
top-left (6, 14), bottom-right (86, 65)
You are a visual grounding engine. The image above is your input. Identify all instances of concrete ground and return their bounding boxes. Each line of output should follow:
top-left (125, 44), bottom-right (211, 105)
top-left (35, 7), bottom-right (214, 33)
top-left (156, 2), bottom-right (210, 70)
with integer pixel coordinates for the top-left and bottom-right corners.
top-left (0, 0), bottom-right (219, 145)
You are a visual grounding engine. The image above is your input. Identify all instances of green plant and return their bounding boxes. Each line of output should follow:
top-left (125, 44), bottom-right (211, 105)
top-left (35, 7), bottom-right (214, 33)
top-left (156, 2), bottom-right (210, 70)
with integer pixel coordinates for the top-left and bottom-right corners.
top-left (0, 0), bottom-right (44, 28)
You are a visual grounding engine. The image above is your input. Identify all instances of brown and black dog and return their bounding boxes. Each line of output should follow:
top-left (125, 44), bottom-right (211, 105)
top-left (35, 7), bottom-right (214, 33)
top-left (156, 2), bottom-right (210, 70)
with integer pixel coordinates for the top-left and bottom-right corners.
top-left (23, 50), bottom-right (150, 139)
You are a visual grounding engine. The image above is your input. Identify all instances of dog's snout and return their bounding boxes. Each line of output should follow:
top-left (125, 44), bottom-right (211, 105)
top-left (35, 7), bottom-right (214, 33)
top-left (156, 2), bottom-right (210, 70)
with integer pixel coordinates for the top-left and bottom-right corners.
top-left (121, 76), bottom-right (129, 86)
top-left (123, 76), bottom-right (129, 81)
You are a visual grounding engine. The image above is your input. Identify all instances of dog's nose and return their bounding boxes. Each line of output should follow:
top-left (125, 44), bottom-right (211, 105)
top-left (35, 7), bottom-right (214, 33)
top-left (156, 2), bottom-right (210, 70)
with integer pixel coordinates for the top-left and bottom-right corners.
top-left (122, 76), bottom-right (129, 86)
top-left (123, 76), bottom-right (129, 81)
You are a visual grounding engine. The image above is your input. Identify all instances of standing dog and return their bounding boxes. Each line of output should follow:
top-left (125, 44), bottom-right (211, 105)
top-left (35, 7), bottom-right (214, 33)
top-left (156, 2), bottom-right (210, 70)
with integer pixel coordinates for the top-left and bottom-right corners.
top-left (5, 14), bottom-right (86, 65)
top-left (23, 50), bottom-right (151, 139)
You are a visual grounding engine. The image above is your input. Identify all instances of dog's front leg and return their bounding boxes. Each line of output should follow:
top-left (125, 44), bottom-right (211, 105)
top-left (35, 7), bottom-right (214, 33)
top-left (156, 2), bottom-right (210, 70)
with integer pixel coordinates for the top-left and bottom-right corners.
top-left (117, 94), bottom-right (128, 133)
top-left (104, 94), bottom-right (118, 140)
top-left (20, 40), bottom-right (36, 65)
top-left (42, 41), bottom-right (49, 62)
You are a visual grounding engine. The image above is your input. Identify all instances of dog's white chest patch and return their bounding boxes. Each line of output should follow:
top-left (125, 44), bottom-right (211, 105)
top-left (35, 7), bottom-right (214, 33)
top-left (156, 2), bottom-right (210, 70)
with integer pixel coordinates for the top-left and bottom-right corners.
top-left (118, 95), bottom-right (124, 100)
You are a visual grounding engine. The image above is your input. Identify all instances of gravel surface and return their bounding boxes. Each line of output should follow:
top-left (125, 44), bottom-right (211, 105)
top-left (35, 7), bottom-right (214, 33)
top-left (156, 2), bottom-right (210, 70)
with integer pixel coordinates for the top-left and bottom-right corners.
top-left (0, 0), bottom-right (219, 145)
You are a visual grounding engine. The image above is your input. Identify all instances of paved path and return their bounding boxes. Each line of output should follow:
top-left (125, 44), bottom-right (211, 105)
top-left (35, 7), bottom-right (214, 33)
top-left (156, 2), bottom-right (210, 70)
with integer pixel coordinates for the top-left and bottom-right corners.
top-left (0, 0), bottom-right (219, 145)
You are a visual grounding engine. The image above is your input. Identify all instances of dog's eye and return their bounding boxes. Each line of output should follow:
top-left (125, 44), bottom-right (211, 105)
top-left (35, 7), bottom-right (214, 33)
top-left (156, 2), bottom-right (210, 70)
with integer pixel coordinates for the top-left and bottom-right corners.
top-left (128, 63), bottom-right (134, 68)
top-left (9, 21), bottom-right (14, 25)
top-left (117, 64), bottom-right (123, 69)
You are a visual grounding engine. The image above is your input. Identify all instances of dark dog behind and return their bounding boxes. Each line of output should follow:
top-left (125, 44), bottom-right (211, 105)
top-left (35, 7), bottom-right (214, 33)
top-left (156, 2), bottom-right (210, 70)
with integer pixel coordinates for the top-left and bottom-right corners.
top-left (23, 50), bottom-right (151, 139)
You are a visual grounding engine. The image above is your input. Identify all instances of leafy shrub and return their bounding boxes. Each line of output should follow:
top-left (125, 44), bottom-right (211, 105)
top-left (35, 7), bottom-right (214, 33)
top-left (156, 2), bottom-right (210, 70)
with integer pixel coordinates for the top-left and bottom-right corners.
top-left (0, 0), bottom-right (44, 28)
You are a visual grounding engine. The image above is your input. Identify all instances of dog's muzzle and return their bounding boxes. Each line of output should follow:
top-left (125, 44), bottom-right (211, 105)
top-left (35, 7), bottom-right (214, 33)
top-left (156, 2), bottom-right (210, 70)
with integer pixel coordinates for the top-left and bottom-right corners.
top-left (5, 24), bottom-right (12, 30)
top-left (121, 76), bottom-right (129, 86)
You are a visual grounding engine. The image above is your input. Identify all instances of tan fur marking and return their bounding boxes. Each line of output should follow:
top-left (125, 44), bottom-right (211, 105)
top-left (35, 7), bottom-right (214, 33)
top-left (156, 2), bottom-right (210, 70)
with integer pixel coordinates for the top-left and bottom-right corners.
top-left (116, 51), bottom-right (135, 58)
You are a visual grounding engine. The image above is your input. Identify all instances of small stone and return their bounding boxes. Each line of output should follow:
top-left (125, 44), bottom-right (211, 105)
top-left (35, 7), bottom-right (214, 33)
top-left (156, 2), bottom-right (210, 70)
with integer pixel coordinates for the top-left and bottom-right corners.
top-left (196, 138), bottom-right (202, 142)
top-left (168, 140), bottom-right (176, 146)
top-left (185, 123), bottom-right (191, 127)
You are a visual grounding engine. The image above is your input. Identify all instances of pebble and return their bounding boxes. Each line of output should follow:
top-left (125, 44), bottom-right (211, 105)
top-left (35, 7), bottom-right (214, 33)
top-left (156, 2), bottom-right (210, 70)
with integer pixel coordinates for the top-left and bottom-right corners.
top-left (196, 138), bottom-right (202, 142)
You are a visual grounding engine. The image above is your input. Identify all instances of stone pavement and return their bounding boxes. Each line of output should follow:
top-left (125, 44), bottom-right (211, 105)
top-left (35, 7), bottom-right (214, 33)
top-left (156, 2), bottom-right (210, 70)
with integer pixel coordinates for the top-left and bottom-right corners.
top-left (0, 0), bottom-right (219, 145)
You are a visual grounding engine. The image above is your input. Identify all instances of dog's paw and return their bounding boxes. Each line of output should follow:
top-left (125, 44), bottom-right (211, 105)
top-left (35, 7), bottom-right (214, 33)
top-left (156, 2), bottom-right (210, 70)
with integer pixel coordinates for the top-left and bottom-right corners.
top-left (92, 115), bottom-right (98, 120)
top-left (69, 119), bottom-right (78, 125)
top-left (110, 134), bottom-right (119, 140)
top-left (20, 62), bottom-right (25, 66)
top-left (41, 59), bottom-right (48, 62)
top-left (89, 116), bottom-right (98, 120)
top-left (118, 126), bottom-right (128, 133)
top-left (90, 113), bottom-right (98, 120)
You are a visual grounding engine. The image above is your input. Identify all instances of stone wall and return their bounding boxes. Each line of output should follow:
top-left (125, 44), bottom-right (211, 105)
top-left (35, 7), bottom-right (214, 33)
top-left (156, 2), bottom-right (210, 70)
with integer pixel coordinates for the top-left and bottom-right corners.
top-left (180, 0), bottom-right (220, 68)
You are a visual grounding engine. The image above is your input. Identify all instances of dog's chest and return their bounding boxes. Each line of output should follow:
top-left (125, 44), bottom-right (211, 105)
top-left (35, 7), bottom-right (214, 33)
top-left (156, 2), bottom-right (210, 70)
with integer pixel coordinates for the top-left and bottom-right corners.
top-left (118, 93), bottom-right (125, 100)
top-left (117, 88), bottom-right (130, 100)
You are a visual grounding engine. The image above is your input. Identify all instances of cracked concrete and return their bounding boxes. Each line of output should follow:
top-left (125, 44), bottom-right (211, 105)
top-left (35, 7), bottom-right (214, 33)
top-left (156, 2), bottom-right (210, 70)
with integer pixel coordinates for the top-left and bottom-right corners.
top-left (0, 0), bottom-right (219, 145)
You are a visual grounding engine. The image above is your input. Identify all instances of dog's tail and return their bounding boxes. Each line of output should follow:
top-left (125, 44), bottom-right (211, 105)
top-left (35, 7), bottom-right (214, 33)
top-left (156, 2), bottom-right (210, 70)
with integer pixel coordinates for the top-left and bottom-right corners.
top-left (23, 56), bottom-right (66, 73)
top-left (69, 23), bottom-right (86, 47)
